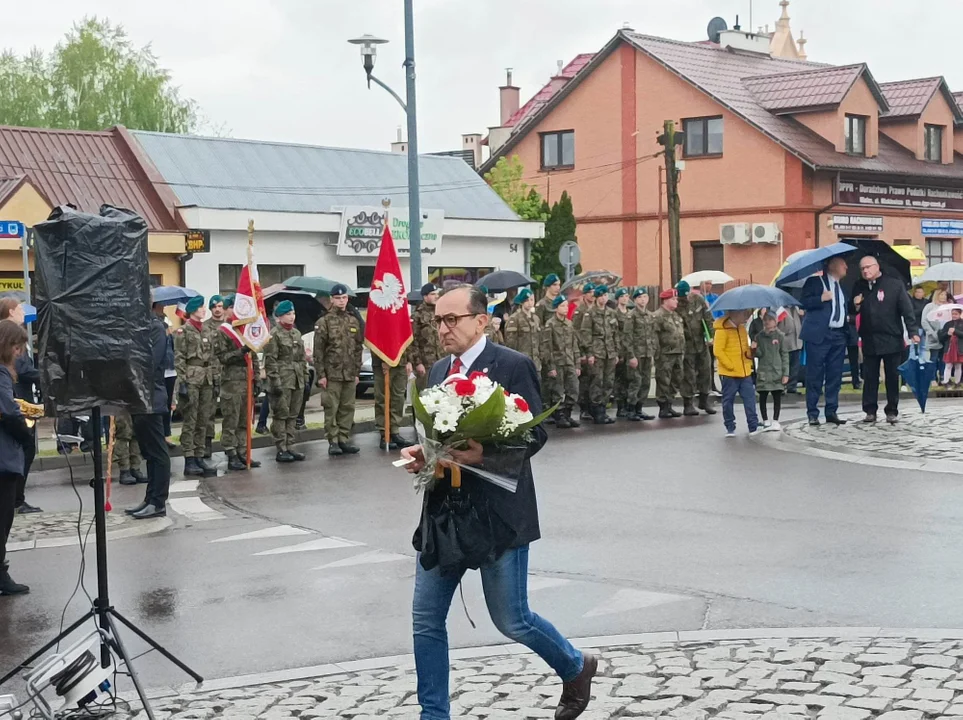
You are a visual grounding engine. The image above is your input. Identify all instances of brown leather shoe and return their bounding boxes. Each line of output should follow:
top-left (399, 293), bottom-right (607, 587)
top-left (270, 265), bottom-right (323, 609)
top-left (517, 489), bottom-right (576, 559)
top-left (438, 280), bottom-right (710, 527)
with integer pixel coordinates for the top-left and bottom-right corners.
top-left (555, 652), bottom-right (598, 720)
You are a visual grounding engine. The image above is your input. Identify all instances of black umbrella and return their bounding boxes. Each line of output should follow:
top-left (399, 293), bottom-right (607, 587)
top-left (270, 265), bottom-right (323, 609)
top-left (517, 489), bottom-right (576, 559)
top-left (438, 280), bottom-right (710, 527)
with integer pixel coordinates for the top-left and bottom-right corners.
top-left (560, 270), bottom-right (622, 293)
top-left (840, 238), bottom-right (912, 291)
top-left (262, 285), bottom-right (325, 334)
top-left (475, 270), bottom-right (533, 293)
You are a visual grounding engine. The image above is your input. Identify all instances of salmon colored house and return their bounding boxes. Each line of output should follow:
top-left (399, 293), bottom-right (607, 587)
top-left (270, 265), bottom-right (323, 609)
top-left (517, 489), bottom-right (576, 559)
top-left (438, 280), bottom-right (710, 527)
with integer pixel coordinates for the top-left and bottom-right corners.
top-left (480, 22), bottom-right (963, 288)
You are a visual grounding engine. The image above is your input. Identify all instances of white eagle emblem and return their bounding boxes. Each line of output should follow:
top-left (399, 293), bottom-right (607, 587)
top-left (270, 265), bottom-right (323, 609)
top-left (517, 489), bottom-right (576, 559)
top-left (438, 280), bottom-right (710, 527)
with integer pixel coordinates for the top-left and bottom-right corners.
top-left (370, 273), bottom-right (406, 312)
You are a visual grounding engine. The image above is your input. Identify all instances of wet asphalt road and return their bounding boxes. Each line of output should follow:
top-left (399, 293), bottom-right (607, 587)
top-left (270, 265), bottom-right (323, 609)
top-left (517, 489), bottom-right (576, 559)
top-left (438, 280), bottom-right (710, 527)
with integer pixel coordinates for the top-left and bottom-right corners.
top-left (3, 407), bottom-right (963, 695)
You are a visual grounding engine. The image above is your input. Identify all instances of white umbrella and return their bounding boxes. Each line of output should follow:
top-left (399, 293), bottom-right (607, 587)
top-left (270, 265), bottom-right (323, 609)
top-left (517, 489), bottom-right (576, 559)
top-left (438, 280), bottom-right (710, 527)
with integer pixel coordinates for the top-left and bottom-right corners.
top-left (920, 262), bottom-right (963, 283)
top-left (926, 304), bottom-right (963, 324)
top-left (681, 270), bottom-right (734, 286)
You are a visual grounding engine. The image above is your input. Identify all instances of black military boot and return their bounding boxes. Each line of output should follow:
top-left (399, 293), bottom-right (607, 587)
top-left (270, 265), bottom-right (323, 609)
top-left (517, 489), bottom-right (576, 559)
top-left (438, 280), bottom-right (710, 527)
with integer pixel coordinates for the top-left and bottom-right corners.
top-left (276, 450), bottom-right (296, 463)
top-left (339, 441), bottom-right (361, 455)
top-left (682, 397), bottom-right (700, 416)
top-left (197, 457), bottom-right (218, 476)
top-left (635, 402), bottom-right (655, 421)
top-left (567, 408), bottom-right (581, 428)
top-left (183, 457), bottom-right (204, 477)
top-left (658, 401), bottom-right (674, 419)
top-left (118, 470), bottom-right (137, 486)
top-left (289, 450), bottom-right (306, 461)
top-left (594, 404), bottom-right (615, 425)
top-left (227, 451), bottom-right (248, 471)
top-left (669, 403), bottom-right (683, 418)
top-left (391, 433), bottom-right (413, 449)
top-left (0, 568), bottom-right (29, 596)
top-left (699, 393), bottom-right (717, 415)
top-left (204, 437), bottom-right (213, 459)
top-left (555, 410), bottom-right (573, 429)
top-left (131, 467), bottom-right (148, 483)
top-left (616, 402), bottom-right (628, 419)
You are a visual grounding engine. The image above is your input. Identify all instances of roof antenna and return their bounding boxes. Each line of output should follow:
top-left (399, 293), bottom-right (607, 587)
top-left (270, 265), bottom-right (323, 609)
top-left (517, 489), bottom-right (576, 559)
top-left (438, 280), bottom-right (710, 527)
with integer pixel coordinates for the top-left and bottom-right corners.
top-left (733, 13), bottom-right (741, 31)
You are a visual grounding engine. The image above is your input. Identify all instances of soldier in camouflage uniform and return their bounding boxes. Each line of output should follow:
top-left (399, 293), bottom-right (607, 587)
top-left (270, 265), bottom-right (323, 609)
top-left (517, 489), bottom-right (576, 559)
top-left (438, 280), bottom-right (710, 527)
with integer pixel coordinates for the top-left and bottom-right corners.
top-left (624, 289), bottom-right (656, 421)
top-left (373, 346), bottom-right (413, 451)
top-left (580, 285), bottom-right (618, 424)
top-left (540, 295), bottom-right (581, 429)
top-left (571, 283), bottom-right (595, 421)
top-left (174, 295), bottom-right (216, 477)
top-left (313, 284), bottom-right (364, 456)
top-left (264, 300), bottom-right (307, 463)
top-left (410, 283), bottom-right (443, 391)
top-left (534, 273), bottom-right (562, 327)
top-left (484, 315), bottom-right (504, 345)
top-left (201, 295), bottom-right (225, 459)
top-left (675, 280), bottom-right (717, 416)
top-left (113, 410), bottom-right (146, 485)
top-left (612, 288), bottom-right (632, 418)
top-left (652, 289), bottom-right (685, 419)
top-left (214, 295), bottom-right (263, 471)
top-left (503, 288), bottom-right (542, 372)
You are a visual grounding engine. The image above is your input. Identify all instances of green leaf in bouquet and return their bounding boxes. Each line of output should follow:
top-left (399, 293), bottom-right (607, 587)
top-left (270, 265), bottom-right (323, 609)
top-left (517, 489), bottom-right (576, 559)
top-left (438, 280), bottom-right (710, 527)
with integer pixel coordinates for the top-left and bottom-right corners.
top-left (450, 388), bottom-right (506, 443)
top-left (512, 402), bottom-right (560, 436)
top-left (410, 379), bottom-right (437, 437)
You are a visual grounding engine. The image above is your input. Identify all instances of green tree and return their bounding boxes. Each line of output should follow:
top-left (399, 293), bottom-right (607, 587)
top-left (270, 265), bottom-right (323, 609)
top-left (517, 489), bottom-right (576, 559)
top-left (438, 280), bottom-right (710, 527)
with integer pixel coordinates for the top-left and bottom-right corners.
top-left (0, 17), bottom-right (197, 133)
top-left (483, 155), bottom-right (548, 222)
top-left (534, 191), bottom-right (579, 280)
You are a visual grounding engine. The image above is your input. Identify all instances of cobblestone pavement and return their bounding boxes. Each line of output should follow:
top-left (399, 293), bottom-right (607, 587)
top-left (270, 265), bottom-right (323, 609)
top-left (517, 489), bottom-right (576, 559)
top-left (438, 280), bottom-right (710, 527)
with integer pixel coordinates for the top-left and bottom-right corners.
top-left (111, 635), bottom-right (963, 719)
top-left (782, 404), bottom-right (963, 463)
top-left (8, 509), bottom-right (130, 545)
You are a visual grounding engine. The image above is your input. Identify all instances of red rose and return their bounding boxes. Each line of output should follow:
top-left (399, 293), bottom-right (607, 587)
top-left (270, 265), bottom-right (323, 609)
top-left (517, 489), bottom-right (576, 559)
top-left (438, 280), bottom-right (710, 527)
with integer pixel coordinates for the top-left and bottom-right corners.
top-left (453, 379), bottom-right (476, 397)
top-left (468, 371), bottom-right (487, 381)
top-left (513, 396), bottom-right (530, 413)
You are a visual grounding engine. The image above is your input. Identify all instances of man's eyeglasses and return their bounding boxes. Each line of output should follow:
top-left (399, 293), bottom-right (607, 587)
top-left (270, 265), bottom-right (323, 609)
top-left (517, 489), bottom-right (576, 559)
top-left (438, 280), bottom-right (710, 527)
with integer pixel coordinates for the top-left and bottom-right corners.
top-left (434, 313), bottom-right (479, 328)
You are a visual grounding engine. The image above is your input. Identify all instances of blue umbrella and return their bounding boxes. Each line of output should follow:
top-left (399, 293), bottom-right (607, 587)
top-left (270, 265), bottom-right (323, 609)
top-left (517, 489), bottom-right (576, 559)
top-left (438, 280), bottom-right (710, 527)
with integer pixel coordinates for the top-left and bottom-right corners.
top-left (710, 284), bottom-right (801, 313)
top-left (898, 343), bottom-right (938, 412)
top-left (775, 243), bottom-right (857, 287)
top-left (151, 285), bottom-right (200, 306)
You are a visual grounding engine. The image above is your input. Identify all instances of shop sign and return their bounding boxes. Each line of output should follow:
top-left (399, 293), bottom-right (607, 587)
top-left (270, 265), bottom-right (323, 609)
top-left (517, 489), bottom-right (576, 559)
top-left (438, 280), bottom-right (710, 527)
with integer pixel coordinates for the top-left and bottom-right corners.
top-left (921, 219), bottom-right (963, 237)
top-left (838, 179), bottom-right (963, 211)
top-left (832, 214), bottom-right (883, 233)
top-left (336, 207), bottom-right (444, 257)
top-left (185, 229), bottom-right (211, 253)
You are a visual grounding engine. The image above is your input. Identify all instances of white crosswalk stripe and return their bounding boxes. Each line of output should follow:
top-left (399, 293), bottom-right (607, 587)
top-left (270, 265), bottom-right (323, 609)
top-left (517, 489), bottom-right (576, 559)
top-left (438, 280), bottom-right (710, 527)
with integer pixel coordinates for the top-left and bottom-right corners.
top-left (253, 537), bottom-right (363, 556)
top-left (313, 550), bottom-right (409, 570)
top-left (211, 525), bottom-right (312, 543)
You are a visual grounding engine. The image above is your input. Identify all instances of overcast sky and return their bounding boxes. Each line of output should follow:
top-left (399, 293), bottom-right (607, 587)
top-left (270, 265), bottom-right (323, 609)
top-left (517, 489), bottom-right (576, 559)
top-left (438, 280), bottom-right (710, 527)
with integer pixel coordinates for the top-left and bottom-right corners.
top-left (8, 1), bottom-right (962, 154)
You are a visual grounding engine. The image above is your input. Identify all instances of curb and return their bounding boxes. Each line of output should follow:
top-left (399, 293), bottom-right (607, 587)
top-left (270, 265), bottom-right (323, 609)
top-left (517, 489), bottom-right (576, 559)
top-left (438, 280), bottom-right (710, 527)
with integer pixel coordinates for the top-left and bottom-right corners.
top-left (6, 516), bottom-right (173, 552)
top-left (144, 626), bottom-right (963, 699)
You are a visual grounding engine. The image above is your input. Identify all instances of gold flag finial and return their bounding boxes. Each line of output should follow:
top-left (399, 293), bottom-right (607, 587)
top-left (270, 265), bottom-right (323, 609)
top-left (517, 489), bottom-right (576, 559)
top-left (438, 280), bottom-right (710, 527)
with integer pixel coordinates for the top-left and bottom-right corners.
top-left (382, 198), bottom-right (391, 210)
top-left (247, 219), bottom-right (254, 245)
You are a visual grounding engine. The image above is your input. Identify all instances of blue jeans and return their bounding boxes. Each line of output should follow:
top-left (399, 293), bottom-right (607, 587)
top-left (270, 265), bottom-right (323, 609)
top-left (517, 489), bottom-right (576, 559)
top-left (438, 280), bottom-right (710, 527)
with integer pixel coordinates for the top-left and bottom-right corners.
top-left (721, 376), bottom-right (758, 432)
top-left (805, 328), bottom-right (847, 420)
top-left (412, 545), bottom-right (584, 719)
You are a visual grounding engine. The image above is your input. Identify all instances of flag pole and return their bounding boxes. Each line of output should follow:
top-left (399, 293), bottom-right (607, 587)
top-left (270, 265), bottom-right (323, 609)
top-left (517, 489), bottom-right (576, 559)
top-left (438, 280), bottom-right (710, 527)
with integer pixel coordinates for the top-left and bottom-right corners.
top-left (382, 198), bottom-right (391, 451)
top-left (246, 219), bottom-right (255, 468)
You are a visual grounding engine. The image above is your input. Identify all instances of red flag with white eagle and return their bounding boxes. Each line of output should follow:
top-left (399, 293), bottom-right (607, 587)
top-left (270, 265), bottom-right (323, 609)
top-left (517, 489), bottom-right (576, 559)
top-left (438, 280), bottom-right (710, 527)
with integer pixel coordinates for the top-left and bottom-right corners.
top-left (232, 235), bottom-right (271, 351)
top-left (364, 225), bottom-right (413, 367)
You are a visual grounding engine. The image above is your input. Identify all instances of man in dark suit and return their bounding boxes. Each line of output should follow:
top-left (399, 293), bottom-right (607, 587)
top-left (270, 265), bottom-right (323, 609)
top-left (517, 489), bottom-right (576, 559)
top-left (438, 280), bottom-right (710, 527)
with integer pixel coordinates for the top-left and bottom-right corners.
top-left (852, 255), bottom-right (918, 424)
top-left (799, 256), bottom-right (850, 426)
top-left (401, 284), bottom-right (597, 720)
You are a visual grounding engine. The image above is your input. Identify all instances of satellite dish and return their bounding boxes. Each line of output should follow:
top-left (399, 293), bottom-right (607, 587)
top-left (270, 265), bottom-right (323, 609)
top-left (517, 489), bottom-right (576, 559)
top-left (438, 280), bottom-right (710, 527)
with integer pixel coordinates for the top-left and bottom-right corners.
top-left (707, 16), bottom-right (728, 43)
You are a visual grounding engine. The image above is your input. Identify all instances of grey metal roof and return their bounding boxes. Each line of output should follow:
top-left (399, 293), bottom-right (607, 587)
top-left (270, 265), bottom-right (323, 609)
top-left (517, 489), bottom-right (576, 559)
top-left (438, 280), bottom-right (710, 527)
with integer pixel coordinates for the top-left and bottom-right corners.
top-left (131, 131), bottom-right (519, 221)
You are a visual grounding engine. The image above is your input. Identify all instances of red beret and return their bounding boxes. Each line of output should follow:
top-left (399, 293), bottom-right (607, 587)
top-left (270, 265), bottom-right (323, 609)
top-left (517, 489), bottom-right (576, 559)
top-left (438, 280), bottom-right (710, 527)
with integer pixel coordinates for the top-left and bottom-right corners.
top-left (659, 289), bottom-right (676, 300)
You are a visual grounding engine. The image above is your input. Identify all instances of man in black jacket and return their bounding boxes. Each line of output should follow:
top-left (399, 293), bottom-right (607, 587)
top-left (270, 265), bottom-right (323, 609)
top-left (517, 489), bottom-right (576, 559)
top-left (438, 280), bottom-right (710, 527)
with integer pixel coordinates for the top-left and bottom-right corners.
top-left (127, 313), bottom-right (172, 519)
top-left (401, 284), bottom-right (597, 720)
top-left (852, 256), bottom-right (919, 424)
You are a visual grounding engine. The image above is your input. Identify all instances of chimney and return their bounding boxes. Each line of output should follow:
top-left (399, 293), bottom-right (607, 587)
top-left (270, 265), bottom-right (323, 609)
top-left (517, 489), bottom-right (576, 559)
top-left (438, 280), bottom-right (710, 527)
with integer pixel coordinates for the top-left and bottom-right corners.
top-left (499, 68), bottom-right (520, 126)
top-left (462, 133), bottom-right (482, 169)
top-left (390, 126), bottom-right (408, 154)
top-left (555, 59), bottom-right (564, 76)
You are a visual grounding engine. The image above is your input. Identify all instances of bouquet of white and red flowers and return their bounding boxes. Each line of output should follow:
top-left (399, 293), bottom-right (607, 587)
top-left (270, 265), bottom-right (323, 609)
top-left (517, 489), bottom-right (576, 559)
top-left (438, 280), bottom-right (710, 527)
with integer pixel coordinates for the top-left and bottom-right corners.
top-left (409, 371), bottom-right (555, 493)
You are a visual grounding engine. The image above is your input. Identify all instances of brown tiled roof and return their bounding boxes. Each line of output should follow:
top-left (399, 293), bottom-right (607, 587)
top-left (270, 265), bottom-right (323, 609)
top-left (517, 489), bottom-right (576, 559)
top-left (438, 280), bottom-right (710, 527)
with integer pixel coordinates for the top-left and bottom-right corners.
top-left (955, 91), bottom-right (963, 111)
top-left (743, 64), bottom-right (872, 114)
top-left (880, 77), bottom-right (942, 118)
top-left (504, 54), bottom-right (595, 130)
top-left (0, 125), bottom-right (181, 230)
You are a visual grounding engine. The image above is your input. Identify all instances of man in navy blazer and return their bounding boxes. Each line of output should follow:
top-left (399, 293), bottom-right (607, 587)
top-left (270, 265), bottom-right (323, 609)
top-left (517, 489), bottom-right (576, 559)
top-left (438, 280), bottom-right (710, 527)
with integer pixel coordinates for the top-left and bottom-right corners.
top-left (799, 256), bottom-right (850, 426)
top-left (402, 284), bottom-right (597, 720)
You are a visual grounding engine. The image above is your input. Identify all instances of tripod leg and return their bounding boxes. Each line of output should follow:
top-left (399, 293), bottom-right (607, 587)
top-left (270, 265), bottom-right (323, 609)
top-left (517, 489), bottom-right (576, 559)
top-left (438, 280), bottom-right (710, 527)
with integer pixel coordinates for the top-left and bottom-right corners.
top-left (0, 611), bottom-right (94, 686)
top-left (105, 613), bottom-right (157, 720)
top-left (108, 609), bottom-right (204, 684)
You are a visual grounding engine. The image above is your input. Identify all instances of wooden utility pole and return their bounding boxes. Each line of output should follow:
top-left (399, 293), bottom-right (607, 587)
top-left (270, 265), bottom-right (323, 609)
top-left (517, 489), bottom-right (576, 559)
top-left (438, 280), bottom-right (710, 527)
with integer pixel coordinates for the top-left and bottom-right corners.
top-left (657, 120), bottom-right (683, 285)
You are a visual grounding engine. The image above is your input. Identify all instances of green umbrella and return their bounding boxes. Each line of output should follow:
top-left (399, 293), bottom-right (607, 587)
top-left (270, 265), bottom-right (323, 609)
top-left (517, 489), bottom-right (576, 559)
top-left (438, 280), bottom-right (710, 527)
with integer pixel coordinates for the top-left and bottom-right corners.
top-left (283, 276), bottom-right (356, 297)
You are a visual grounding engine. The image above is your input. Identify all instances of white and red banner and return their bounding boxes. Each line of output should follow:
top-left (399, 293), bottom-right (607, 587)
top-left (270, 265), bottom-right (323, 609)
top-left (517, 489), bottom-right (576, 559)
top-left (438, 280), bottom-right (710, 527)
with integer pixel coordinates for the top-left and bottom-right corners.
top-left (364, 226), bottom-right (413, 366)
top-left (233, 240), bottom-right (271, 351)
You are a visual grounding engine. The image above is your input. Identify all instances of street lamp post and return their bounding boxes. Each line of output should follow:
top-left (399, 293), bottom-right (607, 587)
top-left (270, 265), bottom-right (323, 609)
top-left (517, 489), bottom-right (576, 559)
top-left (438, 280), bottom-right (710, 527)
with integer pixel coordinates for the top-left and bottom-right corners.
top-left (348, 1), bottom-right (423, 292)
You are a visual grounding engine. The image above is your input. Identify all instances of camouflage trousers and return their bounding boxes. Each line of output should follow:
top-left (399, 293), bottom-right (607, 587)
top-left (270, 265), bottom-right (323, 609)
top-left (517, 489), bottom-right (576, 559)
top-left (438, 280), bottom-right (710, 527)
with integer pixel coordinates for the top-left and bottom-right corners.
top-left (655, 354), bottom-right (684, 403)
top-left (578, 360), bottom-right (591, 409)
top-left (543, 365), bottom-right (579, 411)
top-left (375, 366), bottom-right (407, 434)
top-left (682, 347), bottom-right (713, 398)
top-left (179, 383), bottom-right (213, 458)
top-left (111, 413), bottom-right (141, 471)
top-left (588, 357), bottom-right (618, 405)
top-left (614, 360), bottom-right (629, 405)
top-left (626, 356), bottom-right (653, 406)
top-left (271, 386), bottom-right (303, 452)
top-left (322, 380), bottom-right (356, 443)
top-left (220, 379), bottom-right (253, 456)
top-left (206, 382), bottom-right (220, 443)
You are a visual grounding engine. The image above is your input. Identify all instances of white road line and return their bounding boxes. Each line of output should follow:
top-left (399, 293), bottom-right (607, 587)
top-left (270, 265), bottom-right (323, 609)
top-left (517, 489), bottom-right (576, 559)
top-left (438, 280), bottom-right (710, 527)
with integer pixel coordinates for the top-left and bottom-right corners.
top-left (313, 550), bottom-right (409, 570)
top-left (211, 525), bottom-right (312, 543)
top-left (168, 480), bottom-right (200, 494)
top-left (583, 588), bottom-right (690, 618)
top-left (167, 496), bottom-right (226, 522)
top-left (253, 537), bottom-right (362, 556)
top-left (527, 576), bottom-right (572, 592)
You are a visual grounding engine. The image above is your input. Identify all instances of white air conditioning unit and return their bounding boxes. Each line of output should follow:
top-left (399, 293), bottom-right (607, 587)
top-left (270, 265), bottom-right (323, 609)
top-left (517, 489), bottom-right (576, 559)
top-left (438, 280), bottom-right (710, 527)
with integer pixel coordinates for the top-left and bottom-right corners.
top-left (752, 222), bottom-right (781, 244)
top-left (719, 223), bottom-right (751, 245)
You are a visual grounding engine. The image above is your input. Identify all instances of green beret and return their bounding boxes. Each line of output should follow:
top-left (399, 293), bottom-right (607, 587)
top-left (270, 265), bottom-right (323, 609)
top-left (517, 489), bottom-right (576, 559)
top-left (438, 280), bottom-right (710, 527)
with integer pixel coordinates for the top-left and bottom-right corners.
top-left (184, 296), bottom-right (204, 314)
top-left (632, 288), bottom-right (647, 299)
top-left (222, 294), bottom-right (235, 309)
top-left (274, 299), bottom-right (295, 316)
top-left (513, 288), bottom-right (533, 305)
top-left (208, 294), bottom-right (223, 309)
top-left (615, 288), bottom-right (628, 298)
top-left (593, 285), bottom-right (609, 297)
top-left (551, 295), bottom-right (567, 309)
top-left (675, 280), bottom-right (691, 296)
top-left (582, 283), bottom-right (595, 294)
top-left (542, 273), bottom-right (560, 287)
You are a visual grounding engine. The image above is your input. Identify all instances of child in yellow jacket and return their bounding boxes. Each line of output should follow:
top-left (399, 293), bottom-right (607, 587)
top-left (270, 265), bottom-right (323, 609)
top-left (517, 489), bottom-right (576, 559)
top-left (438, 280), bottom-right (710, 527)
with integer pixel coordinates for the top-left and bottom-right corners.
top-left (712, 311), bottom-right (759, 437)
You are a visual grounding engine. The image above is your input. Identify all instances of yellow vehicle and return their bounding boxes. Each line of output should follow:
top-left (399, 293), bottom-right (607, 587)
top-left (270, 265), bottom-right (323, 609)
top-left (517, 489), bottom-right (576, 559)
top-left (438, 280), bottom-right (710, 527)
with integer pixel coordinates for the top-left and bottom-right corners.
top-left (892, 244), bottom-right (927, 281)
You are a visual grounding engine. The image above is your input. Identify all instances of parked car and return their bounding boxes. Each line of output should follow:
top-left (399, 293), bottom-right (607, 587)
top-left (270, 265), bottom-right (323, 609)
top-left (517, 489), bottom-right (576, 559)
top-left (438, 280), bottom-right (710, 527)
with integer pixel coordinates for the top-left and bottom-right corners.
top-left (358, 347), bottom-right (374, 398)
